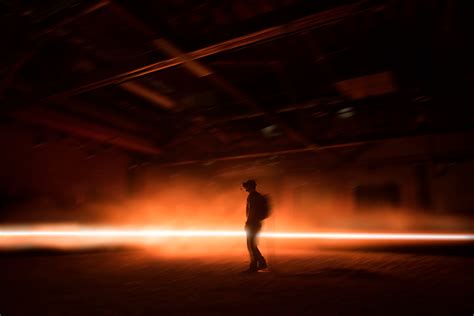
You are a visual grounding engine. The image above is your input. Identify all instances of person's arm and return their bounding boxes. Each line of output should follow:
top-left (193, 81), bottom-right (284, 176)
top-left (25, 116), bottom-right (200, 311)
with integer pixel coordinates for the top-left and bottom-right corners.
top-left (246, 194), bottom-right (258, 223)
top-left (246, 196), bottom-right (250, 219)
top-left (245, 196), bottom-right (249, 225)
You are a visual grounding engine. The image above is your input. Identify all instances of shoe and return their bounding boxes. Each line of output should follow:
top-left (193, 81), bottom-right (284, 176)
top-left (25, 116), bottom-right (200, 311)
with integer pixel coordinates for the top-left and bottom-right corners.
top-left (257, 261), bottom-right (268, 270)
top-left (241, 268), bottom-right (258, 274)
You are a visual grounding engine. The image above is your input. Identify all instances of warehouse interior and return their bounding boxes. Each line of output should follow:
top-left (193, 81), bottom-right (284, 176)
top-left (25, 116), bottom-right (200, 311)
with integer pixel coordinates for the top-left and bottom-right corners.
top-left (0, 0), bottom-right (473, 315)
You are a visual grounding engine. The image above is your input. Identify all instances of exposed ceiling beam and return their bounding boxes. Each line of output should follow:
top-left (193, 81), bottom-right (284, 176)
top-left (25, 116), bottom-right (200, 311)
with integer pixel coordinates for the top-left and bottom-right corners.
top-left (207, 72), bottom-right (317, 148)
top-left (105, 3), bottom-right (320, 150)
top-left (120, 81), bottom-right (175, 110)
top-left (43, 0), bottom-right (110, 33)
top-left (48, 0), bottom-right (177, 112)
top-left (157, 142), bottom-right (369, 167)
top-left (11, 106), bottom-right (161, 155)
top-left (1, 0), bottom-right (110, 100)
top-left (204, 98), bottom-right (344, 124)
top-left (50, 97), bottom-right (159, 135)
top-left (156, 128), bottom-right (474, 167)
top-left (51, 2), bottom-right (367, 98)
top-left (154, 42), bottom-right (316, 146)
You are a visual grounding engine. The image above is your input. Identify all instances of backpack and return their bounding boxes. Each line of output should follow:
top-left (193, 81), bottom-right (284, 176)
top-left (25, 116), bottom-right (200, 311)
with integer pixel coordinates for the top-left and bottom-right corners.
top-left (257, 193), bottom-right (271, 220)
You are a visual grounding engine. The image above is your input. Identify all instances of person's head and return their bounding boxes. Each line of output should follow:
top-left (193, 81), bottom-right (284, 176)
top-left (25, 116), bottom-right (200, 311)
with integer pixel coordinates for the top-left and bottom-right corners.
top-left (242, 179), bottom-right (257, 192)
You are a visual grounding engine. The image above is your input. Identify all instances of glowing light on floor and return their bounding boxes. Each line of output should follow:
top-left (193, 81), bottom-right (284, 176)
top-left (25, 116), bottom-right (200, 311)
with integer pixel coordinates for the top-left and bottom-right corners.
top-left (0, 228), bottom-right (473, 240)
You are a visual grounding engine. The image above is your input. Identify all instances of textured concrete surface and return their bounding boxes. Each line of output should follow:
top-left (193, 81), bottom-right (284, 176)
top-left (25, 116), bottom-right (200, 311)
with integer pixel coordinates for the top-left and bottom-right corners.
top-left (1, 242), bottom-right (473, 315)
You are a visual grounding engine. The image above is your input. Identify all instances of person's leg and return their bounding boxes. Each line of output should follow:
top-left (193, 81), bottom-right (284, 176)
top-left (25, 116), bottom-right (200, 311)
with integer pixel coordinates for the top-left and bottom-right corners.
top-left (252, 227), bottom-right (267, 269)
top-left (254, 245), bottom-right (266, 268)
top-left (249, 223), bottom-right (266, 269)
top-left (246, 229), bottom-right (257, 270)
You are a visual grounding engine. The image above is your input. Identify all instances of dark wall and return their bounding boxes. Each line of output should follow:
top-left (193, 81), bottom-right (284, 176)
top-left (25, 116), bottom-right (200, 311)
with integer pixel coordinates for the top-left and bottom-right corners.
top-left (0, 122), bottom-right (129, 216)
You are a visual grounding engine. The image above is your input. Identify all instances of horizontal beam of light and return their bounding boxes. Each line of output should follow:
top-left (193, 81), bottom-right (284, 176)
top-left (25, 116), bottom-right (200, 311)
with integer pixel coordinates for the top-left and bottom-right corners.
top-left (1, 229), bottom-right (473, 240)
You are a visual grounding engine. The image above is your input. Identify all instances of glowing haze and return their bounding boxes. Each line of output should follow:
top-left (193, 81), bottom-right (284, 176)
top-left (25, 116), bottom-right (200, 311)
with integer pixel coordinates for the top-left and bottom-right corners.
top-left (1, 170), bottom-right (473, 253)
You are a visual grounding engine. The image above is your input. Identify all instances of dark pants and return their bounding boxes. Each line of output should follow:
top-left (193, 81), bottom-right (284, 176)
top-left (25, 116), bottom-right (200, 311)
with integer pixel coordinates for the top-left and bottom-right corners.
top-left (245, 222), bottom-right (265, 269)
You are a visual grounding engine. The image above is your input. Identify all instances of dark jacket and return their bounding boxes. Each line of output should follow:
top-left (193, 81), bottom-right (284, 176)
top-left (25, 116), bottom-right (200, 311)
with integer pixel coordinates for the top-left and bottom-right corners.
top-left (246, 191), bottom-right (264, 225)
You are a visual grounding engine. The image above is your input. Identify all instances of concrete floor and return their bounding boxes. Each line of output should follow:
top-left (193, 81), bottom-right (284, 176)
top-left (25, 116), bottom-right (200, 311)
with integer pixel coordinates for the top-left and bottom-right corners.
top-left (1, 242), bottom-right (473, 315)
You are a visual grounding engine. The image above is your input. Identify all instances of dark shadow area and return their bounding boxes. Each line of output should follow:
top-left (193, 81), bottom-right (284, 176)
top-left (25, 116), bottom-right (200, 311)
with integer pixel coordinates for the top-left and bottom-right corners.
top-left (320, 242), bottom-right (474, 258)
top-left (0, 246), bottom-right (136, 258)
top-left (281, 268), bottom-right (382, 280)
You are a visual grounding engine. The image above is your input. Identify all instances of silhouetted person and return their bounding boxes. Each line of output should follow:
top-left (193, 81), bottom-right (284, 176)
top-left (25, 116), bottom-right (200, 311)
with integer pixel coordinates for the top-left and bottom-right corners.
top-left (242, 179), bottom-right (268, 273)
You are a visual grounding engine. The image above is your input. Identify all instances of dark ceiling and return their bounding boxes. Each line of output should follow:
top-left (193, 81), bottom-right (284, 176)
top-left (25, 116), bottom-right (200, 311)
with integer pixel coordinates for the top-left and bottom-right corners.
top-left (0, 0), bottom-right (473, 164)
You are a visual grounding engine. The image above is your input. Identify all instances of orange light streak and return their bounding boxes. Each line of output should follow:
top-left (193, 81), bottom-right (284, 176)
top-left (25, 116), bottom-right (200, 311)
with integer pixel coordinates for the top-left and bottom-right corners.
top-left (0, 228), bottom-right (473, 240)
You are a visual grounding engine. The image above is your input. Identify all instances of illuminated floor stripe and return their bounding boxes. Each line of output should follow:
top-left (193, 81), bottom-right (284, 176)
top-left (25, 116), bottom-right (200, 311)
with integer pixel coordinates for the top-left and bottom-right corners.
top-left (0, 229), bottom-right (473, 240)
